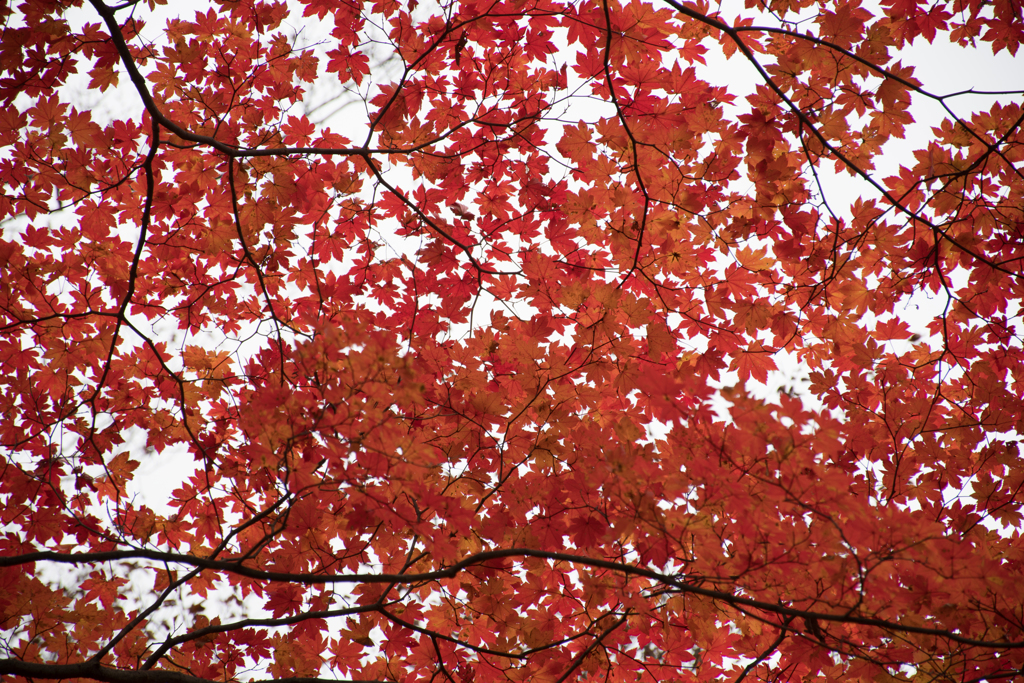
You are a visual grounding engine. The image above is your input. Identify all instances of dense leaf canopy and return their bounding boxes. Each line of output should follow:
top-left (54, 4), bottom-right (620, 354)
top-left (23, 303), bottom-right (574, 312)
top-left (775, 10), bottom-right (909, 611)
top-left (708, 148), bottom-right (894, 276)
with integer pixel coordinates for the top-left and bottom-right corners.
top-left (2, 0), bottom-right (1024, 681)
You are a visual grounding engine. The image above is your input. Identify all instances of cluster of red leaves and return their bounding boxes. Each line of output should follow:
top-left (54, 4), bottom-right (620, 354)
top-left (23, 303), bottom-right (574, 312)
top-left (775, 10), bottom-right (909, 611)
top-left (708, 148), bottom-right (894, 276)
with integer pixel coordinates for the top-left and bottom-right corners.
top-left (1, 0), bottom-right (1024, 682)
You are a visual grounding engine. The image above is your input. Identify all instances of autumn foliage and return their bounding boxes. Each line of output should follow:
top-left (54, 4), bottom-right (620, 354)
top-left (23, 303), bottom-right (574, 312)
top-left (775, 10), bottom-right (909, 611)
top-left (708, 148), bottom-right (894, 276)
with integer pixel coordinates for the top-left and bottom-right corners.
top-left (2, 0), bottom-right (1024, 681)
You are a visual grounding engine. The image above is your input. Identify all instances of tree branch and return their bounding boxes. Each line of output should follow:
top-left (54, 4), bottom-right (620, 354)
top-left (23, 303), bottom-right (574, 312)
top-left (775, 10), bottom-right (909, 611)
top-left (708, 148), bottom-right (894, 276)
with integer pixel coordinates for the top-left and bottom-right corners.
top-left (0, 659), bottom-right (385, 683)
top-left (5, 547), bottom-right (1021, 650)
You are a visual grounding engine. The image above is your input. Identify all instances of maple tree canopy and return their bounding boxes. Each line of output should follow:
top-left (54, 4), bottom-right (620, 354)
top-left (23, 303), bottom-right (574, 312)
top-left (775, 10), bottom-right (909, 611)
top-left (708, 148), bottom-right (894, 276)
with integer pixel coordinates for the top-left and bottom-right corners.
top-left (2, 0), bottom-right (1024, 681)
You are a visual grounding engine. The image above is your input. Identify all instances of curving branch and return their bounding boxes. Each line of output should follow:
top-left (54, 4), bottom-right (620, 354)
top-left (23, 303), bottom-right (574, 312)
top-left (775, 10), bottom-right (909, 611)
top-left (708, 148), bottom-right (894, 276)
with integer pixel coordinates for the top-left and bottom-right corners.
top-left (4, 546), bottom-right (1022, 650)
top-left (0, 660), bottom-right (384, 683)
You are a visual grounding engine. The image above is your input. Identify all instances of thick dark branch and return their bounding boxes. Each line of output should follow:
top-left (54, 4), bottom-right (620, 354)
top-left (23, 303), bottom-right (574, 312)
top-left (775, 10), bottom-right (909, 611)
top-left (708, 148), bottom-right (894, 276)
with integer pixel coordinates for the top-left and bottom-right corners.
top-left (85, 0), bottom-right (358, 157)
top-left (84, 0), bottom-right (486, 160)
top-left (0, 659), bottom-right (383, 683)
top-left (4, 546), bottom-right (1022, 650)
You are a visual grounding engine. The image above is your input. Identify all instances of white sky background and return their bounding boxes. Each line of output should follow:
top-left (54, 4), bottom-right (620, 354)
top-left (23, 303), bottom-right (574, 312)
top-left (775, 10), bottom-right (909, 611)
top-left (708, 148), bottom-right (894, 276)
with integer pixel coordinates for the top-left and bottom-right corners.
top-left (4, 0), bottom-right (1024, 675)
